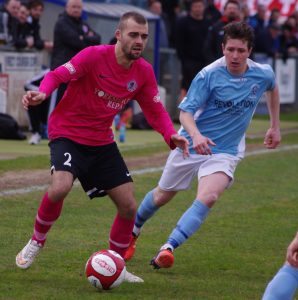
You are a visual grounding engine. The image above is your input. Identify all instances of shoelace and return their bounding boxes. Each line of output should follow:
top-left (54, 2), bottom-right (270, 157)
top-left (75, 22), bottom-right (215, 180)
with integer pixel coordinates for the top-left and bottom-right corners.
top-left (24, 243), bottom-right (39, 259)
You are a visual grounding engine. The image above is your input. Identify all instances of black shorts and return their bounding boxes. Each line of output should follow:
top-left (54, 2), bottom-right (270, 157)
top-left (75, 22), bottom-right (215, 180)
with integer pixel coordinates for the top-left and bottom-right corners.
top-left (49, 138), bottom-right (133, 199)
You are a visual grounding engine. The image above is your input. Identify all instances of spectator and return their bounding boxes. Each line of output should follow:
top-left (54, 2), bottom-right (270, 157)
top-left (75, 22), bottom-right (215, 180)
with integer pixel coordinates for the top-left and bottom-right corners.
top-left (148, 0), bottom-right (168, 48)
top-left (284, 15), bottom-right (298, 35)
top-left (254, 23), bottom-right (281, 58)
top-left (160, 0), bottom-right (180, 46)
top-left (175, 0), bottom-right (211, 101)
top-left (50, 0), bottom-right (101, 108)
top-left (0, 0), bottom-right (20, 44)
top-left (148, 0), bottom-right (169, 81)
top-left (240, 2), bottom-right (250, 23)
top-left (204, 0), bottom-right (221, 24)
top-left (248, 4), bottom-right (267, 36)
top-left (279, 23), bottom-right (298, 59)
top-left (27, 0), bottom-right (53, 50)
top-left (24, 68), bottom-right (50, 145)
top-left (204, 0), bottom-right (241, 63)
top-left (268, 8), bottom-right (280, 26)
top-left (13, 3), bottom-right (34, 49)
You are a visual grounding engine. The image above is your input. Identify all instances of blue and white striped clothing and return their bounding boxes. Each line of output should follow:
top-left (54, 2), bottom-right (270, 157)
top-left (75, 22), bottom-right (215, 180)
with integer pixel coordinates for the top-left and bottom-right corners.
top-left (178, 57), bottom-right (276, 157)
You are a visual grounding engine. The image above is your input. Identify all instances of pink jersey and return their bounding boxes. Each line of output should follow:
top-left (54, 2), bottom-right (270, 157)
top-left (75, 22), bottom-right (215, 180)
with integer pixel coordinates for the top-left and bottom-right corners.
top-left (39, 45), bottom-right (176, 148)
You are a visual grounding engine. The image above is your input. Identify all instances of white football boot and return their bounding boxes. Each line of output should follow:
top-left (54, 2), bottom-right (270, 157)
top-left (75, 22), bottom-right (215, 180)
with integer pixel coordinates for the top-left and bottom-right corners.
top-left (124, 270), bottom-right (144, 283)
top-left (16, 239), bottom-right (43, 269)
top-left (28, 132), bottom-right (41, 145)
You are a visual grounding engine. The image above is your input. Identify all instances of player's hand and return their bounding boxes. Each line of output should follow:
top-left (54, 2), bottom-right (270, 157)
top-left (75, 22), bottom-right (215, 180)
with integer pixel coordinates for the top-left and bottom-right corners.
top-left (264, 127), bottom-right (281, 149)
top-left (22, 91), bottom-right (47, 110)
top-left (286, 232), bottom-right (298, 268)
top-left (171, 134), bottom-right (189, 158)
top-left (192, 133), bottom-right (215, 155)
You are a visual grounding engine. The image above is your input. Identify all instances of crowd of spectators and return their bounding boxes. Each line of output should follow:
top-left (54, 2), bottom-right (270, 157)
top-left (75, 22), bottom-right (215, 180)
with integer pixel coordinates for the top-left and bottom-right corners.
top-left (145, 0), bottom-right (298, 99)
top-left (2, 0), bottom-right (298, 62)
top-left (153, 0), bottom-right (298, 59)
top-left (0, 0), bottom-right (52, 50)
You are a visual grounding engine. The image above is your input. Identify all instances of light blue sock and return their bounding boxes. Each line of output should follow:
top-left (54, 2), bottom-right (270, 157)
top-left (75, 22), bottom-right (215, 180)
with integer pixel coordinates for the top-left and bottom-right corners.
top-left (135, 190), bottom-right (159, 229)
top-left (167, 200), bottom-right (210, 249)
top-left (262, 264), bottom-right (298, 300)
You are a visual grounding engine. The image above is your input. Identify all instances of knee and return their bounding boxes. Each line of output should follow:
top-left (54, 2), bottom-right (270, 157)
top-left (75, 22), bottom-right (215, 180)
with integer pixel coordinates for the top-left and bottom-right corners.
top-left (153, 187), bottom-right (175, 207)
top-left (118, 199), bottom-right (137, 219)
top-left (197, 191), bottom-right (220, 207)
top-left (48, 182), bottom-right (72, 202)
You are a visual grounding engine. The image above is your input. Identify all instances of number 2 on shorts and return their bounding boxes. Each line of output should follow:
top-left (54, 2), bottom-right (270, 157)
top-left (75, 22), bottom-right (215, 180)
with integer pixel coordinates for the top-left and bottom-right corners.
top-left (64, 152), bottom-right (72, 167)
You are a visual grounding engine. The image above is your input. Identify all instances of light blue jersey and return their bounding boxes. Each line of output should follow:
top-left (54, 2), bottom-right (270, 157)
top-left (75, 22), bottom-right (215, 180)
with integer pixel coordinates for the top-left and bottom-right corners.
top-left (178, 57), bottom-right (276, 157)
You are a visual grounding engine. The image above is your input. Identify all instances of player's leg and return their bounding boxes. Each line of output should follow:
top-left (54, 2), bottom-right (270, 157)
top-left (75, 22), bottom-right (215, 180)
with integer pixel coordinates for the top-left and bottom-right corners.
top-left (16, 139), bottom-right (76, 269)
top-left (151, 172), bottom-right (230, 269)
top-left (16, 171), bottom-right (73, 269)
top-left (107, 182), bottom-right (144, 283)
top-left (151, 154), bottom-right (240, 269)
top-left (262, 264), bottom-right (298, 300)
top-left (133, 186), bottom-right (176, 236)
top-left (107, 182), bottom-right (137, 258)
top-left (166, 172), bottom-right (230, 247)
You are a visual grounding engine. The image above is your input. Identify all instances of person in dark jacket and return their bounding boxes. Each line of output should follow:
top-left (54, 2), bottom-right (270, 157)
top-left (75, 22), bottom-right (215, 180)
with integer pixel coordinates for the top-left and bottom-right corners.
top-left (175, 0), bottom-right (211, 101)
top-left (0, 0), bottom-right (20, 44)
top-left (13, 1), bottom-right (52, 50)
top-left (254, 23), bottom-right (281, 58)
top-left (50, 0), bottom-right (101, 107)
top-left (27, 0), bottom-right (53, 50)
top-left (13, 3), bottom-right (34, 49)
top-left (204, 0), bottom-right (241, 64)
top-left (204, 0), bottom-right (221, 24)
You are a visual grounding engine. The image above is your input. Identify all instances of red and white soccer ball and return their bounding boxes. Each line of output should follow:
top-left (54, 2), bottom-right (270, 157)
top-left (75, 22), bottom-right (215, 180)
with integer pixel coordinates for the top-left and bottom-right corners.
top-left (85, 249), bottom-right (126, 290)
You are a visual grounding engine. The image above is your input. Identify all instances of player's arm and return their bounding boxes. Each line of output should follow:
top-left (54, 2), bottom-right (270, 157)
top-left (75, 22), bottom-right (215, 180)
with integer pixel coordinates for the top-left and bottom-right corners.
top-left (286, 232), bottom-right (298, 268)
top-left (38, 47), bottom-right (94, 98)
top-left (179, 110), bottom-right (215, 155)
top-left (264, 85), bottom-right (281, 149)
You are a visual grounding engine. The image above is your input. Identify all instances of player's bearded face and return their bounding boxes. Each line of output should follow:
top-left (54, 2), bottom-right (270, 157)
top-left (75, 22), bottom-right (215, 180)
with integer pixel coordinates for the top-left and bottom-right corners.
top-left (120, 20), bottom-right (149, 60)
top-left (222, 38), bottom-right (252, 75)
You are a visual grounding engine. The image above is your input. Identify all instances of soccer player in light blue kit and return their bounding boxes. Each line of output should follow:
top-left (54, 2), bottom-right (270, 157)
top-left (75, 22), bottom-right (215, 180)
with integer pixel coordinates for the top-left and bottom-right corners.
top-left (124, 22), bottom-right (281, 269)
top-left (262, 231), bottom-right (298, 300)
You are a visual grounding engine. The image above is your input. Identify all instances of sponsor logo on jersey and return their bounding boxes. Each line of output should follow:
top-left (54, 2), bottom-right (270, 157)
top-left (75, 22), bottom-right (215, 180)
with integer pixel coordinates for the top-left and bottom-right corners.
top-left (214, 98), bottom-right (256, 115)
top-left (127, 80), bottom-right (137, 92)
top-left (229, 77), bottom-right (248, 82)
top-left (94, 88), bottom-right (130, 110)
top-left (153, 93), bottom-right (161, 103)
top-left (63, 62), bottom-right (76, 74)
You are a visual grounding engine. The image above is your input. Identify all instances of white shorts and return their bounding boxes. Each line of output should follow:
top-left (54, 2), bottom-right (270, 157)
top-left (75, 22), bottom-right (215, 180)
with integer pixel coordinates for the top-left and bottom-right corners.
top-left (158, 149), bottom-right (241, 191)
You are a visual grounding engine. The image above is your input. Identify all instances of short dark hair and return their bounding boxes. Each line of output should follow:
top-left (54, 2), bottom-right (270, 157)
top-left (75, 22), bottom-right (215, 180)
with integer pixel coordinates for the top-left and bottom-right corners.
top-left (118, 11), bottom-right (147, 31)
top-left (191, 0), bottom-right (205, 5)
top-left (224, 0), bottom-right (240, 10)
top-left (223, 21), bottom-right (255, 49)
top-left (28, 0), bottom-right (44, 10)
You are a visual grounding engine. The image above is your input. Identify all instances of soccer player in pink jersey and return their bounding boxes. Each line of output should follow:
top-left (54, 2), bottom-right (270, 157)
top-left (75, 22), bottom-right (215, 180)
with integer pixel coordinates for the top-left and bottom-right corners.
top-left (16, 11), bottom-right (188, 283)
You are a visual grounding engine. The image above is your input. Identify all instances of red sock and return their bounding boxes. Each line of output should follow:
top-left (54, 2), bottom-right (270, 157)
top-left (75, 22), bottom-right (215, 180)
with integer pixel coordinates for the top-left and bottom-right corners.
top-left (109, 213), bottom-right (134, 257)
top-left (32, 192), bottom-right (64, 245)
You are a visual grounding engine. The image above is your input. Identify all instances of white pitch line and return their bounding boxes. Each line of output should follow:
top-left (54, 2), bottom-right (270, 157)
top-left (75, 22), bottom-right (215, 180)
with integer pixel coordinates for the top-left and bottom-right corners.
top-left (1, 144), bottom-right (298, 197)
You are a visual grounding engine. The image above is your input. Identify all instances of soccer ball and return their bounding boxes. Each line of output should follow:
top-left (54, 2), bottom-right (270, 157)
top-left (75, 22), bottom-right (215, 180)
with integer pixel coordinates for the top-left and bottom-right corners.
top-left (85, 249), bottom-right (126, 290)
